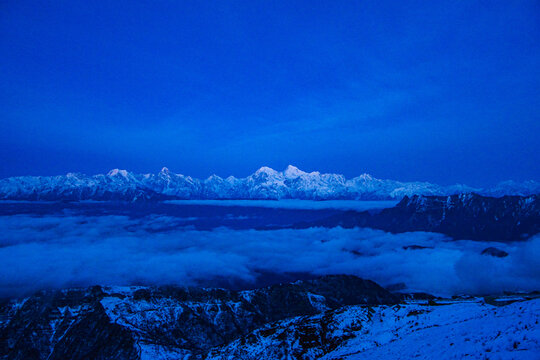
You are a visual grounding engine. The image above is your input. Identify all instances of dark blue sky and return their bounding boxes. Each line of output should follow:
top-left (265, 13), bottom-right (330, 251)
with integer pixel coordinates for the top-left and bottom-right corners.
top-left (1, 1), bottom-right (539, 186)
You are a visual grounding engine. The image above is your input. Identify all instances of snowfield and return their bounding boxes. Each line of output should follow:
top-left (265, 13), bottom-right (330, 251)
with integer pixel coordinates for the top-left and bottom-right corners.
top-left (206, 297), bottom-right (540, 360)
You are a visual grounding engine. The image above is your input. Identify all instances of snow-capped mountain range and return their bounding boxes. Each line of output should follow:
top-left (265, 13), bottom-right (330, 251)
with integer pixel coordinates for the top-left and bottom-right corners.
top-left (0, 165), bottom-right (539, 201)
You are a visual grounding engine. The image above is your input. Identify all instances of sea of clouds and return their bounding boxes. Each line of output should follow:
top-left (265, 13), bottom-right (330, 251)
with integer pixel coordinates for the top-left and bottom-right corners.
top-left (0, 213), bottom-right (539, 297)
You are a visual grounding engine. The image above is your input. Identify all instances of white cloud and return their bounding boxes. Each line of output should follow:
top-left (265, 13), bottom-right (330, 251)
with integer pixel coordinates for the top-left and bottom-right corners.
top-left (0, 214), bottom-right (538, 297)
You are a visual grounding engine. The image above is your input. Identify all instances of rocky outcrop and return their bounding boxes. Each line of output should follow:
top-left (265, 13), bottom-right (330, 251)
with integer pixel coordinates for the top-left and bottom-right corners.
top-left (300, 193), bottom-right (540, 241)
top-left (0, 276), bottom-right (398, 359)
top-left (481, 247), bottom-right (509, 257)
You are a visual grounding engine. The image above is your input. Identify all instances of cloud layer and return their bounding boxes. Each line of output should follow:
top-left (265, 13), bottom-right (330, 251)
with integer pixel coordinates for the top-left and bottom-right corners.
top-left (0, 213), bottom-right (539, 297)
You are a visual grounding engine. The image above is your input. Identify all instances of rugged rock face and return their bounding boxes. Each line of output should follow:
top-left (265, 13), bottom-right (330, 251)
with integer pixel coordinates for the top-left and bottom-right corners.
top-left (0, 276), bottom-right (398, 360)
top-left (301, 193), bottom-right (540, 241)
top-left (1, 166), bottom-right (538, 201)
top-left (1, 276), bottom-right (538, 360)
top-left (0, 286), bottom-right (138, 360)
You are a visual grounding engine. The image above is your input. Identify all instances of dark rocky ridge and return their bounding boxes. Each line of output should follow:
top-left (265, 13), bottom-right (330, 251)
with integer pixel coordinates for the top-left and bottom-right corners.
top-left (0, 275), bottom-right (398, 360)
top-left (293, 193), bottom-right (540, 241)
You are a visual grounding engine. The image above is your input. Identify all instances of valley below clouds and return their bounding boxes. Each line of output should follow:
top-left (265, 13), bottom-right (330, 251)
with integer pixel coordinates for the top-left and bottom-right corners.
top-left (1, 206), bottom-right (539, 298)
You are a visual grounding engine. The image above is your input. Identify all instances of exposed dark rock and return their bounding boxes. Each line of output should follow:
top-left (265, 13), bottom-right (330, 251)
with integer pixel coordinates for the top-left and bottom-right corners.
top-left (396, 292), bottom-right (437, 301)
top-left (481, 247), bottom-right (509, 258)
top-left (385, 282), bottom-right (407, 292)
top-left (0, 275), bottom-right (398, 360)
top-left (48, 304), bottom-right (138, 360)
top-left (297, 193), bottom-right (540, 242)
top-left (205, 306), bottom-right (358, 360)
top-left (403, 245), bottom-right (434, 250)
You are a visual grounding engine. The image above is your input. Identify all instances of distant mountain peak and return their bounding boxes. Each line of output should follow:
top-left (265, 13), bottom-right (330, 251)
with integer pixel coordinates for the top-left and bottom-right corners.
top-left (1, 166), bottom-right (538, 201)
top-left (107, 169), bottom-right (130, 177)
top-left (254, 166), bottom-right (278, 176)
top-left (283, 165), bottom-right (306, 178)
top-left (205, 174), bottom-right (223, 181)
top-left (355, 173), bottom-right (375, 181)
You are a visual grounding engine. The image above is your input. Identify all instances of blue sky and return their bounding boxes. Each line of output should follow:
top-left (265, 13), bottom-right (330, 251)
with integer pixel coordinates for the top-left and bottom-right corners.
top-left (1, 1), bottom-right (539, 185)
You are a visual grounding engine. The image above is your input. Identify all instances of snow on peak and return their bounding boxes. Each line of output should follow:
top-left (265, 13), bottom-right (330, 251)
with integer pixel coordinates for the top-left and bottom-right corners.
top-left (356, 173), bottom-right (374, 181)
top-left (107, 169), bottom-right (130, 178)
top-left (283, 165), bottom-right (306, 178)
top-left (1, 166), bottom-right (538, 201)
top-left (254, 166), bottom-right (278, 176)
top-left (205, 174), bottom-right (223, 182)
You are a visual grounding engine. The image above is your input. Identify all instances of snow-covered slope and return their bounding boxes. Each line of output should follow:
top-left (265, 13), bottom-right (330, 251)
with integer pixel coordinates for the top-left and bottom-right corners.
top-left (1, 277), bottom-right (537, 360)
top-left (207, 297), bottom-right (540, 360)
top-left (0, 275), bottom-right (399, 359)
top-left (0, 165), bottom-right (538, 201)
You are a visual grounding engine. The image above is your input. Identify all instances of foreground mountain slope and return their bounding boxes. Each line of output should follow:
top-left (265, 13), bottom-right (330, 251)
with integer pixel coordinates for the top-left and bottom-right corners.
top-left (1, 166), bottom-right (538, 201)
top-left (0, 276), bottom-right (537, 360)
top-left (206, 297), bottom-right (540, 360)
top-left (299, 193), bottom-right (540, 241)
top-left (0, 276), bottom-right (398, 360)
